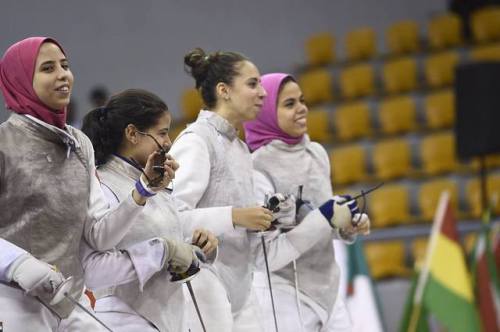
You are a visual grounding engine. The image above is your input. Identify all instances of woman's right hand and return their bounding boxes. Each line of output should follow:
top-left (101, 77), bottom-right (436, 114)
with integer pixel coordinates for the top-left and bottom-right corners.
top-left (143, 151), bottom-right (178, 192)
top-left (133, 151), bottom-right (179, 205)
top-left (232, 206), bottom-right (273, 231)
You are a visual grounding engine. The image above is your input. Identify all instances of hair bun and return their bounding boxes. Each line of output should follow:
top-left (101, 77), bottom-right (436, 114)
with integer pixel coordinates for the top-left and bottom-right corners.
top-left (184, 48), bottom-right (211, 89)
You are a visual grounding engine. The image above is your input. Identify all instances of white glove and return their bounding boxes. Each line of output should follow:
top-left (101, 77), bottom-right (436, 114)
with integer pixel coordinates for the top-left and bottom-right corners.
top-left (161, 238), bottom-right (199, 274)
top-left (265, 193), bottom-right (296, 227)
top-left (6, 253), bottom-right (65, 303)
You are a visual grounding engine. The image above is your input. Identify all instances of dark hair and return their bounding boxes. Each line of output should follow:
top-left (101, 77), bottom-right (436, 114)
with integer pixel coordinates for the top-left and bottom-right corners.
top-left (82, 89), bottom-right (168, 166)
top-left (184, 47), bottom-right (248, 108)
top-left (88, 85), bottom-right (109, 107)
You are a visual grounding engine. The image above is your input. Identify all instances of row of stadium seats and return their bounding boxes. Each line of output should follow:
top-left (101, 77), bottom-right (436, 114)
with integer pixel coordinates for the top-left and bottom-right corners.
top-left (306, 90), bottom-right (454, 143)
top-left (304, 6), bottom-right (500, 65)
top-left (328, 130), bottom-right (500, 184)
top-left (299, 44), bottom-right (500, 103)
top-left (357, 174), bottom-right (500, 227)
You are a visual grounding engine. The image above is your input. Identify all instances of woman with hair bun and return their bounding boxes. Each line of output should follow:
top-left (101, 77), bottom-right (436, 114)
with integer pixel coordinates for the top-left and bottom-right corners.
top-left (171, 48), bottom-right (360, 332)
top-left (81, 88), bottom-right (218, 332)
top-left (169, 48), bottom-right (272, 331)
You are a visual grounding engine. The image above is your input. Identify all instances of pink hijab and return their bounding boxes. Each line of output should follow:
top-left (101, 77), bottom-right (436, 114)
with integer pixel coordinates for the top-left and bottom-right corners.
top-left (244, 73), bottom-right (303, 151)
top-left (0, 37), bottom-right (68, 128)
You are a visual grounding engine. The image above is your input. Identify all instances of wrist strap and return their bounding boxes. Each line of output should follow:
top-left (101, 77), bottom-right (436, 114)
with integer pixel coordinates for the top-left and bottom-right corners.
top-left (135, 177), bottom-right (156, 197)
top-left (319, 199), bottom-right (334, 225)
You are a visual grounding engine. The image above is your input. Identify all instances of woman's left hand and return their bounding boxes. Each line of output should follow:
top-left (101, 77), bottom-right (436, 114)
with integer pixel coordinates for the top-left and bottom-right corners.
top-left (192, 228), bottom-right (218, 255)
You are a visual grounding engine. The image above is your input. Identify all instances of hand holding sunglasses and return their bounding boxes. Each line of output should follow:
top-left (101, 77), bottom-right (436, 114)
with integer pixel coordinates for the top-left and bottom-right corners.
top-left (133, 131), bottom-right (179, 191)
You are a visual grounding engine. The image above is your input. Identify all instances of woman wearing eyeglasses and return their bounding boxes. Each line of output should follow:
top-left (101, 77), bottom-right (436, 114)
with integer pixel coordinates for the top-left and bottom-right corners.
top-left (81, 88), bottom-right (218, 332)
top-left (0, 38), bottom-right (172, 331)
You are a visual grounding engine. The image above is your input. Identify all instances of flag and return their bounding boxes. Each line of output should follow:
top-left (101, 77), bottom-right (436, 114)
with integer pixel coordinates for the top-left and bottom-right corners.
top-left (471, 212), bottom-right (500, 332)
top-left (407, 191), bottom-right (480, 332)
top-left (346, 239), bottom-right (385, 332)
top-left (399, 273), bottom-right (430, 332)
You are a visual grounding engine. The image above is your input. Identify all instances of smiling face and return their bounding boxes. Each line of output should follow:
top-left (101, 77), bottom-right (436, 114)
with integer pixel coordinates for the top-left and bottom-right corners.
top-left (32, 42), bottom-right (74, 111)
top-left (225, 60), bottom-right (267, 122)
top-left (276, 80), bottom-right (308, 137)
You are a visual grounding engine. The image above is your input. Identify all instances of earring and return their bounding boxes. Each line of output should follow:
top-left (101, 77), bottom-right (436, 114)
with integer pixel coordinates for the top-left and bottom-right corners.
top-left (224, 95), bottom-right (229, 101)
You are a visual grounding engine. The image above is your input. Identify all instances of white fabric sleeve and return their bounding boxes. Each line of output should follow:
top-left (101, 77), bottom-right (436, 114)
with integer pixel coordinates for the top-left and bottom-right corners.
top-left (0, 239), bottom-right (28, 281)
top-left (253, 209), bottom-right (333, 271)
top-left (169, 133), bottom-right (234, 236)
top-left (83, 142), bottom-right (146, 251)
top-left (80, 240), bottom-right (165, 292)
top-left (81, 185), bottom-right (165, 291)
top-left (177, 207), bottom-right (233, 237)
top-left (80, 241), bottom-right (137, 290)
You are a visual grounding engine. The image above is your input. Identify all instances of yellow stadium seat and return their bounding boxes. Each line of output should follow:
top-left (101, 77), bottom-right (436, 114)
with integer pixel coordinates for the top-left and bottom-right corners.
top-left (365, 241), bottom-right (409, 279)
top-left (329, 145), bottom-right (367, 185)
top-left (306, 108), bottom-right (332, 143)
top-left (420, 132), bottom-right (457, 175)
top-left (418, 179), bottom-right (458, 221)
top-left (305, 32), bottom-right (335, 66)
top-left (469, 43), bottom-right (500, 61)
top-left (411, 237), bottom-right (429, 269)
top-left (424, 90), bottom-right (455, 129)
top-left (382, 57), bottom-right (418, 94)
top-left (298, 69), bottom-right (334, 105)
top-left (427, 13), bottom-right (463, 50)
top-left (466, 174), bottom-right (500, 218)
top-left (368, 184), bottom-right (411, 228)
top-left (378, 96), bottom-right (416, 135)
top-left (345, 27), bottom-right (377, 61)
top-left (180, 88), bottom-right (204, 121)
top-left (424, 51), bottom-right (460, 88)
top-left (339, 64), bottom-right (375, 99)
top-left (373, 139), bottom-right (412, 180)
top-left (333, 102), bottom-right (372, 141)
top-left (386, 20), bottom-right (420, 55)
top-left (471, 6), bottom-right (500, 43)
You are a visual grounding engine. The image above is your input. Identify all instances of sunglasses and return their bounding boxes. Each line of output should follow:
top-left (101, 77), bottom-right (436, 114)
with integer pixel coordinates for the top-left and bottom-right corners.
top-left (129, 130), bottom-right (173, 192)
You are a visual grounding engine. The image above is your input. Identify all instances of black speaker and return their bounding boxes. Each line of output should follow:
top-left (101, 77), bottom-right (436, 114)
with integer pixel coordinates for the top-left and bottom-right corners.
top-left (455, 62), bottom-right (500, 160)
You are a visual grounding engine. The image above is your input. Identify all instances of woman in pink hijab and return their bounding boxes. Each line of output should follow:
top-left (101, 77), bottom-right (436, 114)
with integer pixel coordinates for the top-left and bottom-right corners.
top-left (0, 37), bottom-right (172, 331)
top-left (244, 73), bottom-right (371, 332)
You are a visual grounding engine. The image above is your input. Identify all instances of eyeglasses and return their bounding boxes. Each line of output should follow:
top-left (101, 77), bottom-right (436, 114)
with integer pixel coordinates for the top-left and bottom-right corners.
top-left (129, 130), bottom-right (173, 192)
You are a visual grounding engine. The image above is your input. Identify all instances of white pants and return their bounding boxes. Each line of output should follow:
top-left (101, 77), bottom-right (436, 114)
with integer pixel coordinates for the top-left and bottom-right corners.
top-left (255, 281), bottom-right (352, 332)
top-left (0, 283), bottom-right (108, 332)
top-left (184, 269), bottom-right (264, 332)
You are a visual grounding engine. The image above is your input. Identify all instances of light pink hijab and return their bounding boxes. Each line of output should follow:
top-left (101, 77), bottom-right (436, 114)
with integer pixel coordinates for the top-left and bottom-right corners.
top-left (244, 73), bottom-right (303, 151)
top-left (0, 37), bottom-right (68, 128)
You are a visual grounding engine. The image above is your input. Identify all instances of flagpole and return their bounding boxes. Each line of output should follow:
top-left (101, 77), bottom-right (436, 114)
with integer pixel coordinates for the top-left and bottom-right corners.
top-left (479, 156), bottom-right (490, 223)
top-left (408, 191), bottom-right (450, 332)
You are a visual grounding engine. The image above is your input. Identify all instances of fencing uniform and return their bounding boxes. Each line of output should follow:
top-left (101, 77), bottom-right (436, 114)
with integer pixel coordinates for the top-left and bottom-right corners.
top-left (82, 155), bottom-right (187, 332)
top-left (0, 114), bottom-right (146, 331)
